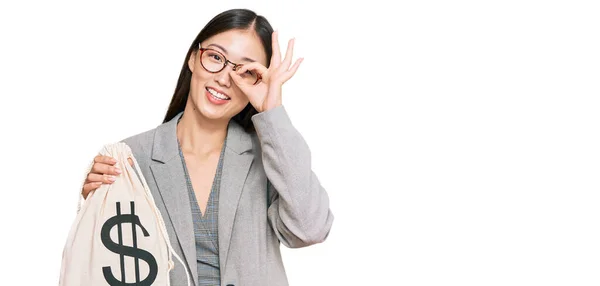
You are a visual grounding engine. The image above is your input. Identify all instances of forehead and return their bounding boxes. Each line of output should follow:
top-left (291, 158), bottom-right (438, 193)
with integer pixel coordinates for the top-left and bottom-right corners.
top-left (201, 29), bottom-right (267, 65)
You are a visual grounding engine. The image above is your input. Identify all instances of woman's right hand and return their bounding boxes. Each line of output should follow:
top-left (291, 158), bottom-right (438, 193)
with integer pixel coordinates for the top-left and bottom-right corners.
top-left (81, 155), bottom-right (133, 199)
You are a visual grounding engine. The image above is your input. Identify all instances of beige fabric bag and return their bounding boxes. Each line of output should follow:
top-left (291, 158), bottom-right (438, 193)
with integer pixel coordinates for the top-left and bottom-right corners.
top-left (59, 142), bottom-right (191, 286)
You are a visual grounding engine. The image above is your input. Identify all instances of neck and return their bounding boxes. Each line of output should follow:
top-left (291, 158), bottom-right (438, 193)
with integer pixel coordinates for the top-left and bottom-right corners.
top-left (176, 103), bottom-right (228, 157)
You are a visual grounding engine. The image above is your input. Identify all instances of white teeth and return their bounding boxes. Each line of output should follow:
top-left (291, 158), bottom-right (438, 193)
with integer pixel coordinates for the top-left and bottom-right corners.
top-left (207, 88), bottom-right (230, 100)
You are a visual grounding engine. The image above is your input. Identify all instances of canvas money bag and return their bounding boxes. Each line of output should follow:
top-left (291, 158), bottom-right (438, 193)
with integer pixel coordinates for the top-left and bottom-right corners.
top-left (59, 142), bottom-right (191, 286)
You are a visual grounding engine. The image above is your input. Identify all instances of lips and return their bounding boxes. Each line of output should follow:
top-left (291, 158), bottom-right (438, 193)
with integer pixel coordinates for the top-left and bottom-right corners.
top-left (204, 87), bottom-right (230, 105)
top-left (206, 87), bottom-right (231, 100)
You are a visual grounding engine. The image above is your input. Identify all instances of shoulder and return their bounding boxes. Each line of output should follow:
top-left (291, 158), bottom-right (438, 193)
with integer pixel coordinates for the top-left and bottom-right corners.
top-left (248, 131), bottom-right (262, 154)
top-left (118, 111), bottom-right (183, 161)
top-left (119, 127), bottom-right (156, 160)
top-left (226, 117), bottom-right (262, 156)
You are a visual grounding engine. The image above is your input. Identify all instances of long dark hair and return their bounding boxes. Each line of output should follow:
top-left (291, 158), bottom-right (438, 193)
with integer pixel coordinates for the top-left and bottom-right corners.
top-left (162, 8), bottom-right (274, 133)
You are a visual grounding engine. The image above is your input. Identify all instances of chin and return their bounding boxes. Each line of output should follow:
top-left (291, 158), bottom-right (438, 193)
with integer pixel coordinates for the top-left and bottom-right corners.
top-left (189, 89), bottom-right (246, 121)
top-left (196, 104), bottom-right (229, 120)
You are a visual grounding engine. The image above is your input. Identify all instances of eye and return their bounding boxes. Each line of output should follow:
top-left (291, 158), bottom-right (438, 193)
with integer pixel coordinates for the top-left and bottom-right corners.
top-left (239, 70), bottom-right (254, 78)
top-left (205, 51), bottom-right (223, 62)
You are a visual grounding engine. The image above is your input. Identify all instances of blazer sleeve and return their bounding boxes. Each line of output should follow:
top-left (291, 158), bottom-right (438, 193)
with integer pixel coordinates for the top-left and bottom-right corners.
top-left (251, 105), bottom-right (334, 248)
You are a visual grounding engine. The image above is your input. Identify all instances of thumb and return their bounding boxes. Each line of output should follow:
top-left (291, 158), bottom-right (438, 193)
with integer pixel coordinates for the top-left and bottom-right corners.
top-left (229, 70), bottom-right (246, 88)
top-left (229, 71), bottom-right (255, 98)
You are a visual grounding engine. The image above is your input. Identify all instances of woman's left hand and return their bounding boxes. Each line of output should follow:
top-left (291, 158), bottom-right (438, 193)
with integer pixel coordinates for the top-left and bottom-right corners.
top-left (229, 31), bottom-right (303, 113)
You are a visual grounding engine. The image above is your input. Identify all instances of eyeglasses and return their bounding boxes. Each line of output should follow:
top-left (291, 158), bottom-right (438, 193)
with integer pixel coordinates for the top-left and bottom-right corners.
top-left (198, 46), bottom-right (262, 85)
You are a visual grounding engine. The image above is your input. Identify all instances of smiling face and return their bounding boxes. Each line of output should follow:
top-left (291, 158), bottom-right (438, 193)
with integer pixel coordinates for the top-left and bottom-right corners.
top-left (187, 29), bottom-right (268, 122)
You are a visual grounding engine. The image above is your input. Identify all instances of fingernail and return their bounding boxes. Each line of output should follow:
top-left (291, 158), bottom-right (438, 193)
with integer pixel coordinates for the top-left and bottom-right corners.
top-left (115, 168), bottom-right (122, 174)
top-left (107, 176), bottom-right (116, 182)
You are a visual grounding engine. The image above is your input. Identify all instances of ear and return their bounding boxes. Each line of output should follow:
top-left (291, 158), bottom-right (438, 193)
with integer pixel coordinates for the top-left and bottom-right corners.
top-left (188, 50), bottom-right (197, 72)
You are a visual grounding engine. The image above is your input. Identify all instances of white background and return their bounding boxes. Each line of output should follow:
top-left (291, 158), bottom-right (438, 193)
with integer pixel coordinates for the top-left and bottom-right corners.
top-left (1, 0), bottom-right (599, 285)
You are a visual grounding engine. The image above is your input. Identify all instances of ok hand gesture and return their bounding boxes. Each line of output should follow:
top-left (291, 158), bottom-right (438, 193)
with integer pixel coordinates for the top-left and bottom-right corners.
top-left (229, 31), bottom-right (303, 113)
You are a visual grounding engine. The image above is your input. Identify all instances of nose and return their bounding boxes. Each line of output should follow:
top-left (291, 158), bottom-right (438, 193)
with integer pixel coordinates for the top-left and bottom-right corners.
top-left (214, 62), bottom-right (237, 87)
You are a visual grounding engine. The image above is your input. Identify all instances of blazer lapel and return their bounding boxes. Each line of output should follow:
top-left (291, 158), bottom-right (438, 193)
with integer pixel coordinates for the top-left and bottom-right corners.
top-left (148, 112), bottom-right (198, 286)
top-left (147, 112), bottom-right (254, 283)
top-left (218, 120), bottom-right (254, 271)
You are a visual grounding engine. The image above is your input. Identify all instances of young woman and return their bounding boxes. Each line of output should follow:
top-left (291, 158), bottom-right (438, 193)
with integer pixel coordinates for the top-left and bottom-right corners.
top-left (80, 8), bottom-right (333, 286)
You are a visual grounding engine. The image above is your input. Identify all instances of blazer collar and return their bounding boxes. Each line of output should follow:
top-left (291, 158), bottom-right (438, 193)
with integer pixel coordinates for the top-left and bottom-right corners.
top-left (148, 111), bottom-right (255, 281)
top-left (151, 111), bottom-right (253, 163)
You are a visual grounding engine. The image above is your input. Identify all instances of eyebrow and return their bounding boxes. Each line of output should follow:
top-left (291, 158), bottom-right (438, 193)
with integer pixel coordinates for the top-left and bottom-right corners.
top-left (207, 43), bottom-right (257, 63)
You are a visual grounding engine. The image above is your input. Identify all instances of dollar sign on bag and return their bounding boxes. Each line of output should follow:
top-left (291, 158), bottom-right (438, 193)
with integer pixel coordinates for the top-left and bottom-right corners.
top-left (101, 201), bottom-right (158, 286)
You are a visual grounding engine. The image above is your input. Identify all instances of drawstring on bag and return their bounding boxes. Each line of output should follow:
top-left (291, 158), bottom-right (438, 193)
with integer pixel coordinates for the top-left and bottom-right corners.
top-left (76, 143), bottom-right (192, 286)
top-left (128, 151), bottom-right (193, 286)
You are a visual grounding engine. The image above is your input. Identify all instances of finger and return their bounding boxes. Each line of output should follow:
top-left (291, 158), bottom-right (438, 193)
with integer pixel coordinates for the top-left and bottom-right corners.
top-left (229, 70), bottom-right (259, 97)
top-left (229, 70), bottom-right (247, 88)
top-left (94, 155), bottom-right (117, 165)
top-left (231, 64), bottom-right (269, 89)
top-left (236, 62), bottom-right (269, 77)
top-left (280, 38), bottom-right (295, 71)
top-left (270, 31), bottom-right (281, 68)
top-left (82, 181), bottom-right (103, 199)
top-left (91, 162), bottom-right (122, 176)
top-left (86, 173), bottom-right (117, 184)
top-left (281, 58), bottom-right (304, 82)
top-left (127, 158), bottom-right (133, 166)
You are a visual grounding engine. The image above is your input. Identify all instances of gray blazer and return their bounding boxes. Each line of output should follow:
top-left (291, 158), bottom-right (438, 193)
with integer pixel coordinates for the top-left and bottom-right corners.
top-left (121, 106), bottom-right (334, 286)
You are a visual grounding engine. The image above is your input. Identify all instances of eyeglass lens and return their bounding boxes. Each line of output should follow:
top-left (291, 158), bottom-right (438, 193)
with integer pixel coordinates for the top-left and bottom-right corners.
top-left (201, 49), bottom-right (259, 85)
